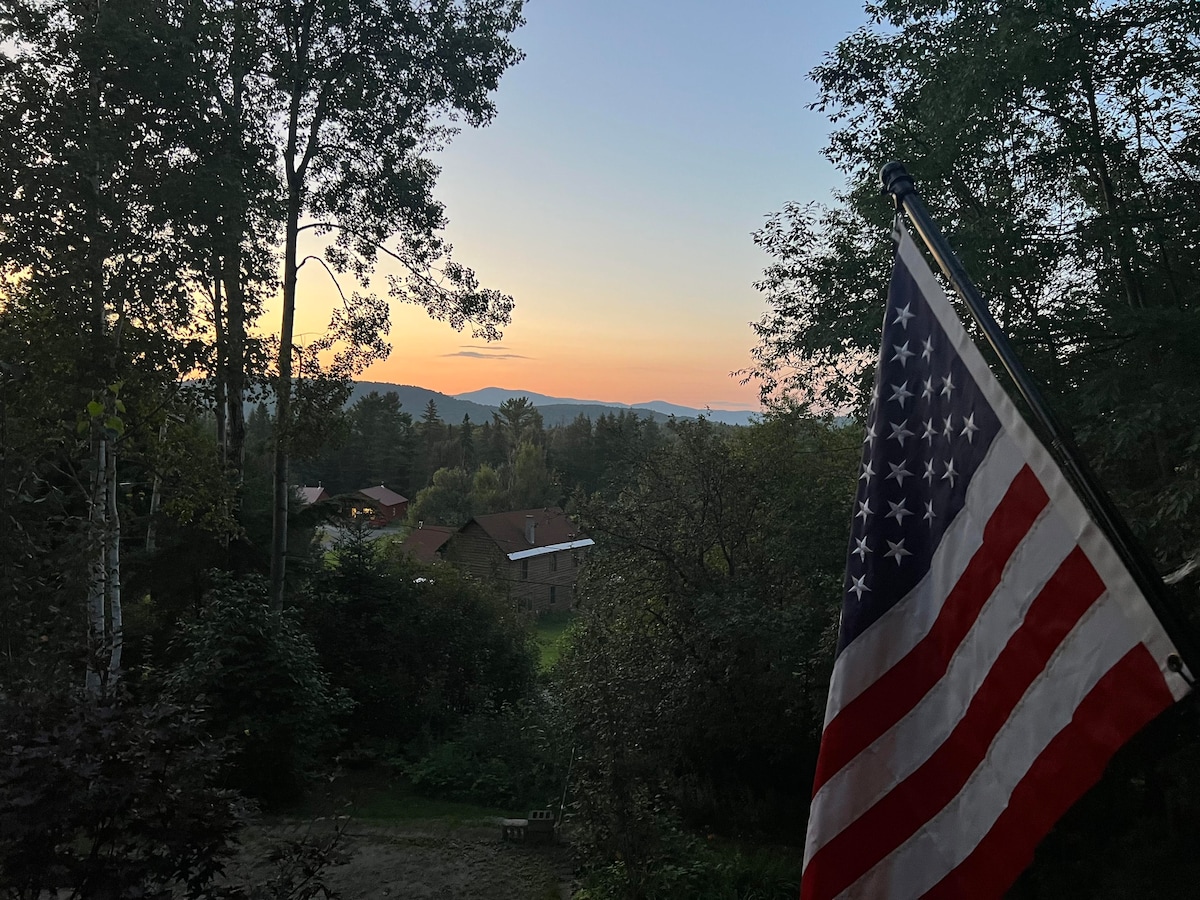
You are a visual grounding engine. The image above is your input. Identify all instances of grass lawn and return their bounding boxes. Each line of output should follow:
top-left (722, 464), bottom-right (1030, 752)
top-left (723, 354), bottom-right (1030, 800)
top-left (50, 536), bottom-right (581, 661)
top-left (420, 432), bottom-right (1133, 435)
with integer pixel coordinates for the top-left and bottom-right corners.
top-left (351, 789), bottom-right (510, 822)
top-left (283, 769), bottom-right (515, 822)
top-left (533, 610), bottom-right (575, 670)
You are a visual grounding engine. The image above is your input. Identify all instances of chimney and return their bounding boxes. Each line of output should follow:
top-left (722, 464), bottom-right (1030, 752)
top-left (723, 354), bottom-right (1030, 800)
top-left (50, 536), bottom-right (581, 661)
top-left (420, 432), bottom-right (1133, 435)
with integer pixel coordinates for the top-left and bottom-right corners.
top-left (525, 514), bottom-right (536, 545)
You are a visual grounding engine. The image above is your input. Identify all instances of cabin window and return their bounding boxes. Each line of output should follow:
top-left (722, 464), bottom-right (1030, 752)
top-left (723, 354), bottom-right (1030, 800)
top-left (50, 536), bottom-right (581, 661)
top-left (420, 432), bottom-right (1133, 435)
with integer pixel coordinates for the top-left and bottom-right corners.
top-left (550, 586), bottom-right (557, 605)
top-left (521, 559), bottom-right (529, 580)
top-left (550, 553), bottom-right (558, 572)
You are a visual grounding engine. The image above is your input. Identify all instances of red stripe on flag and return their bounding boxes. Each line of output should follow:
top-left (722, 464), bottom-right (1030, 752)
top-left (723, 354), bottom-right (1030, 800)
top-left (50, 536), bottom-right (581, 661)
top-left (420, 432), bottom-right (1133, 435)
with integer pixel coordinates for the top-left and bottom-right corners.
top-left (922, 644), bottom-right (1175, 900)
top-left (803, 545), bottom-right (1103, 900)
top-left (813, 464), bottom-right (1048, 794)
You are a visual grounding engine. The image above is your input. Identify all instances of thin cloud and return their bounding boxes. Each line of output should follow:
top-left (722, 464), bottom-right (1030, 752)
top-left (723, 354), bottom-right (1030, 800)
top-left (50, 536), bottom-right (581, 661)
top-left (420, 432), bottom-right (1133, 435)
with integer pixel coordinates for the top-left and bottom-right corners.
top-left (444, 350), bottom-right (532, 360)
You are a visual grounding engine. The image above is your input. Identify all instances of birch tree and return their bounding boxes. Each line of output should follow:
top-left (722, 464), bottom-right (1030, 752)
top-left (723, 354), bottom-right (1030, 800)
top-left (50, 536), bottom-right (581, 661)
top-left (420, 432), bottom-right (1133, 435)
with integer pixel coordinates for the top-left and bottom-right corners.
top-left (0, 0), bottom-right (201, 692)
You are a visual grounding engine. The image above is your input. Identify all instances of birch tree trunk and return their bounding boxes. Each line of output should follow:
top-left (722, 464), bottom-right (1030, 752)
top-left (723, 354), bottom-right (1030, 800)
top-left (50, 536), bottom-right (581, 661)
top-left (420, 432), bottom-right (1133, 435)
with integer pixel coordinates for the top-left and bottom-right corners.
top-left (105, 436), bottom-right (122, 686)
top-left (85, 433), bottom-right (107, 696)
top-left (146, 420), bottom-right (167, 553)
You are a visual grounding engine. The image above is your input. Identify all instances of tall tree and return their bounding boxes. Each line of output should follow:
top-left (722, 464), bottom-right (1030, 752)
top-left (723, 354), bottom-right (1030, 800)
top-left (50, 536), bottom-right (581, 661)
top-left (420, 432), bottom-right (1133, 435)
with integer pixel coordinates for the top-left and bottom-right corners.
top-left (345, 389), bottom-right (414, 491)
top-left (507, 439), bottom-right (554, 510)
top-left (407, 466), bottom-right (474, 527)
top-left (175, 0), bottom-right (281, 485)
top-left (264, 0), bottom-right (526, 607)
top-left (547, 413), bottom-right (595, 492)
top-left (419, 398), bottom-right (443, 434)
top-left (558, 413), bottom-right (858, 882)
top-left (493, 396), bottom-right (543, 453)
top-left (458, 413), bottom-right (476, 469)
top-left (0, 0), bottom-right (207, 691)
top-left (750, 0), bottom-right (1200, 568)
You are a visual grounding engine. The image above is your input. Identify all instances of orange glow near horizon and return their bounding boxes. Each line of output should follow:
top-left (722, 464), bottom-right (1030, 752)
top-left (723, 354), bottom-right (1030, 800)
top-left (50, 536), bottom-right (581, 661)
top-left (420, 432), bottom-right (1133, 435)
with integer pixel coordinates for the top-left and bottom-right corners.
top-left (275, 227), bottom-right (768, 413)
top-left (286, 296), bottom-right (764, 411)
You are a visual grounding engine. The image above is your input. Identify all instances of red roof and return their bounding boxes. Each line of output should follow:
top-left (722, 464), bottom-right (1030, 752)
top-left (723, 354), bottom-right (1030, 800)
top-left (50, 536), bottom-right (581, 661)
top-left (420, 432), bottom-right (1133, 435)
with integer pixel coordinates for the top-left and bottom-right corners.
top-left (398, 525), bottom-right (455, 563)
top-left (356, 484), bottom-right (408, 508)
top-left (296, 485), bottom-right (330, 506)
top-left (470, 507), bottom-right (584, 554)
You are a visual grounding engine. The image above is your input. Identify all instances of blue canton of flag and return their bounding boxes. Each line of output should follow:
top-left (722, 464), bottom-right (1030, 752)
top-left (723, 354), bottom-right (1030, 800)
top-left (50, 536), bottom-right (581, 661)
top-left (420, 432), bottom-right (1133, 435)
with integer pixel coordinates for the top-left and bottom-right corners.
top-left (800, 222), bottom-right (1190, 900)
top-left (838, 234), bottom-right (1001, 652)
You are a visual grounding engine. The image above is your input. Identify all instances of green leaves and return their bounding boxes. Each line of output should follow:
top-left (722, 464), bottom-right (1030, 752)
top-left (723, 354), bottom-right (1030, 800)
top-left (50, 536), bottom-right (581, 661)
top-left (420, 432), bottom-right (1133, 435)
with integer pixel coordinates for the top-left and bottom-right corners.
top-left (556, 412), bottom-right (858, 873)
top-left (753, 0), bottom-right (1200, 566)
top-left (0, 691), bottom-right (243, 899)
top-left (165, 574), bottom-right (350, 804)
top-left (79, 382), bottom-right (127, 436)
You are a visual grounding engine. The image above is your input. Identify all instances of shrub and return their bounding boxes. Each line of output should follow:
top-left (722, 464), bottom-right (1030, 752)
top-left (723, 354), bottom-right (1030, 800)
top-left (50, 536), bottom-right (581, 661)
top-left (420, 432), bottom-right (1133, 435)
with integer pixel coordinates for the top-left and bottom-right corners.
top-left (575, 820), bottom-right (803, 900)
top-left (0, 690), bottom-right (244, 899)
top-left (303, 537), bottom-right (538, 750)
top-left (402, 698), bottom-right (568, 810)
top-left (166, 574), bottom-right (350, 804)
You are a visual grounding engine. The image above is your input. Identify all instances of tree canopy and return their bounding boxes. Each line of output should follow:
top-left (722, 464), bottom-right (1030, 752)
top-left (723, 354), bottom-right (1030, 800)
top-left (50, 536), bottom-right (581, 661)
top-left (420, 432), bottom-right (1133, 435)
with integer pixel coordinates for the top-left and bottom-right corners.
top-left (750, 0), bottom-right (1200, 569)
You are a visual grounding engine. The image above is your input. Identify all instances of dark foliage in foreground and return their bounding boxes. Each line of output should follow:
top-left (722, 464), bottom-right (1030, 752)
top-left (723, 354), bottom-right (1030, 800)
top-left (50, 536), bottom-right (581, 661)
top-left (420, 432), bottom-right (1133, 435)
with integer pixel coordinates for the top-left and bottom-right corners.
top-left (0, 690), bottom-right (245, 900)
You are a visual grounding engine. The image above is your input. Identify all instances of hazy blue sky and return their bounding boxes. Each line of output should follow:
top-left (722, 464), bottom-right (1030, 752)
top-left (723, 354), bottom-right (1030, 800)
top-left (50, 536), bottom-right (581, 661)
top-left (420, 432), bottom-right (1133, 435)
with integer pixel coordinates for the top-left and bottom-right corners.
top-left (345, 0), bottom-right (873, 409)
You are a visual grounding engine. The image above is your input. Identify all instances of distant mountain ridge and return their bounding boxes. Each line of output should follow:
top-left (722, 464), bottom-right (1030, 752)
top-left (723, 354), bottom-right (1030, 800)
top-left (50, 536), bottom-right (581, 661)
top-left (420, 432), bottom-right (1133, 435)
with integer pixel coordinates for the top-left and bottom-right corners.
top-left (454, 387), bottom-right (759, 427)
top-left (346, 382), bottom-right (758, 427)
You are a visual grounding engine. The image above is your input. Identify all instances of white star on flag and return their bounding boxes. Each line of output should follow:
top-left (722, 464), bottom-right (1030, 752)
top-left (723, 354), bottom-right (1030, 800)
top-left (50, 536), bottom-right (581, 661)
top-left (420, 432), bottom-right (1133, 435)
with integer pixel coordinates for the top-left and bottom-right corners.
top-left (886, 498), bottom-right (912, 525)
top-left (893, 303), bottom-right (915, 329)
top-left (961, 412), bottom-right (979, 443)
top-left (889, 381), bottom-right (914, 407)
top-left (889, 420), bottom-right (914, 447)
top-left (884, 538), bottom-right (911, 565)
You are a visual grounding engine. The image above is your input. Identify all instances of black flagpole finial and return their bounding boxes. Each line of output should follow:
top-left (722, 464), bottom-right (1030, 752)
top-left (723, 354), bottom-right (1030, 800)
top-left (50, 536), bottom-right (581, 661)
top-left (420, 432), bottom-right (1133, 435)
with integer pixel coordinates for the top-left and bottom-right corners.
top-left (880, 162), bottom-right (916, 209)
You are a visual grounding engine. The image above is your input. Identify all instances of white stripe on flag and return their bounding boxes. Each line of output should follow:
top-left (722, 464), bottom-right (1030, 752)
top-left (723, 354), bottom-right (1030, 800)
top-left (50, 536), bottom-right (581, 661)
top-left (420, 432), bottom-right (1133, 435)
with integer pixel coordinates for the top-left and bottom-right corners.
top-left (839, 591), bottom-right (1140, 900)
top-left (807, 503), bottom-right (1076, 861)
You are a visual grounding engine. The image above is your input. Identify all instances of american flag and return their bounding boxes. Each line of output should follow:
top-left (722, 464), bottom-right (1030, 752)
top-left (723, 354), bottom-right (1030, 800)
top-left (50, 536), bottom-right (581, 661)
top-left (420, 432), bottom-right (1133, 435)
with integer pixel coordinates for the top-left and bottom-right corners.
top-left (800, 223), bottom-right (1191, 900)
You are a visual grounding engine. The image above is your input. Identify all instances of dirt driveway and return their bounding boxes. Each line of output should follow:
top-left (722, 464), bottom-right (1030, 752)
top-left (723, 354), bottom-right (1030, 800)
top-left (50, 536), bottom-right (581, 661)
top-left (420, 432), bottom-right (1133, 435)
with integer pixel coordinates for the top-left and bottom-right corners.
top-left (232, 819), bottom-right (574, 900)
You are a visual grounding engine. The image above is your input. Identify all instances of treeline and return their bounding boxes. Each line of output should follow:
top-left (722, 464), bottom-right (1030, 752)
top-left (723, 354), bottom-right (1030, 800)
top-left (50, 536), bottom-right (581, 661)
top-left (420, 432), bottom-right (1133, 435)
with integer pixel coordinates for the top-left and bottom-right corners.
top-left (289, 392), bottom-right (672, 521)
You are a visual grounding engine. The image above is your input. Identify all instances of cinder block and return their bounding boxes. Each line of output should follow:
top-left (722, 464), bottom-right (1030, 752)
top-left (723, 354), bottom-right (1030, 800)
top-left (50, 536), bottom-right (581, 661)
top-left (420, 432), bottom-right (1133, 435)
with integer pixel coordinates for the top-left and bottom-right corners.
top-left (501, 818), bottom-right (528, 841)
top-left (526, 809), bottom-right (555, 843)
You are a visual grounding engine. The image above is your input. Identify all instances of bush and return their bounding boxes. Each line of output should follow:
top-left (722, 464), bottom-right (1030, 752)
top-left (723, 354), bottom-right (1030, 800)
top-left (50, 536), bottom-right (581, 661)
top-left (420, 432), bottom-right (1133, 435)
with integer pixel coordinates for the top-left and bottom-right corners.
top-left (402, 698), bottom-right (568, 810)
top-left (0, 689), bottom-right (245, 899)
top-left (303, 536), bottom-right (538, 750)
top-left (165, 574), bottom-right (350, 804)
top-left (575, 817), bottom-right (803, 900)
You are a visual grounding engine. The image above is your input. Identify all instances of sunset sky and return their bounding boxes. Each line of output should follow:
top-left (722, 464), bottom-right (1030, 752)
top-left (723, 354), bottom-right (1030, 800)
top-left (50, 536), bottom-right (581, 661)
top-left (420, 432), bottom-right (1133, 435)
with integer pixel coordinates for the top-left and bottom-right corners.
top-left (288, 1), bottom-right (871, 411)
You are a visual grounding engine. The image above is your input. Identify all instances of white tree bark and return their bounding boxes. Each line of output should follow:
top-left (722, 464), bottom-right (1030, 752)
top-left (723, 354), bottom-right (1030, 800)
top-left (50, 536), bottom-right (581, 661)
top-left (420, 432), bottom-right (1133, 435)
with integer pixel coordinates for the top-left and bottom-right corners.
top-left (85, 433), bottom-right (107, 696)
top-left (105, 437), bottom-right (122, 686)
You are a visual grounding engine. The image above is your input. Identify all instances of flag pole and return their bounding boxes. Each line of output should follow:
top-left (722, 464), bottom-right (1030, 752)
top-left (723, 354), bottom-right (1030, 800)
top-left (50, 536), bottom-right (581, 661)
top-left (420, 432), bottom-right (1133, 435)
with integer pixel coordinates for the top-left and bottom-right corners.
top-left (880, 160), bottom-right (1200, 680)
